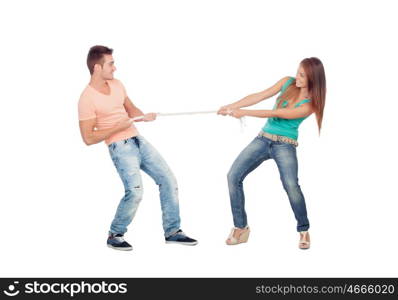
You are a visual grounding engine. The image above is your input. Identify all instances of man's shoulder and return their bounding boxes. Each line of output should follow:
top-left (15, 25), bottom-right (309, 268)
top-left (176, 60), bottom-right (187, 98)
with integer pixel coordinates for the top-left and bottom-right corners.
top-left (109, 78), bottom-right (124, 86)
top-left (109, 78), bottom-right (127, 96)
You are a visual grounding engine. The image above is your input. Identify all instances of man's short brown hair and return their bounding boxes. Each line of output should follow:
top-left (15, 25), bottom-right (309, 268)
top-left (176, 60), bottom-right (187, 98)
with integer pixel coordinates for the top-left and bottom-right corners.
top-left (87, 45), bottom-right (113, 75)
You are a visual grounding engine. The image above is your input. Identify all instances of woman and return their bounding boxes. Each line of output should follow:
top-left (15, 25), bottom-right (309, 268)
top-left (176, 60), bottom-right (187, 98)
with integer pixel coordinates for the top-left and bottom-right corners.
top-left (218, 57), bottom-right (326, 249)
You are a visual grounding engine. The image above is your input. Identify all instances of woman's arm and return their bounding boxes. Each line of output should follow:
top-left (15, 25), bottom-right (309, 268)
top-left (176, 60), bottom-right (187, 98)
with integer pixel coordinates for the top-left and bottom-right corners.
top-left (218, 76), bottom-right (291, 114)
top-left (230, 102), bottom-right (313, 119)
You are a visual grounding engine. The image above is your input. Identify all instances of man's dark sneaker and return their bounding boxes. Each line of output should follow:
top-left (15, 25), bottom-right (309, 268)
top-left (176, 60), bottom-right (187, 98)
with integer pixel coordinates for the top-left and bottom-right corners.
top-left (165, 230), bottom-right (198, 246)
top-left (107, 233), bottom-right (133, 251)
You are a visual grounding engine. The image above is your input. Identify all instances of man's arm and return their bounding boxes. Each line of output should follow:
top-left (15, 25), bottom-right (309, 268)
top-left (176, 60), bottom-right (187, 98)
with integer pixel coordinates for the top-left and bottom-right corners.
top-left (79, 117), bottom-right (132, 146)
top-left (124, 97), bottom-right (144, 119)
top-left (123, 97), bottom-right (157, 122)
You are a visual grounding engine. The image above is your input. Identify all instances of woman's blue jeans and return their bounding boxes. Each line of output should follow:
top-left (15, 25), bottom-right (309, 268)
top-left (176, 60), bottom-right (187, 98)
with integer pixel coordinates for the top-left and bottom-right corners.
top-left (227, 135), bottom-right (310, 232)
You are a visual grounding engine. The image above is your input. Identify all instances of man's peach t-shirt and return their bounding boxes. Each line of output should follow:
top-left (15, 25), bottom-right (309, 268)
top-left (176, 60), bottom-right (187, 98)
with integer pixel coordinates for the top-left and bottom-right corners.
top-left (78, 79), bottom-right (139, 145)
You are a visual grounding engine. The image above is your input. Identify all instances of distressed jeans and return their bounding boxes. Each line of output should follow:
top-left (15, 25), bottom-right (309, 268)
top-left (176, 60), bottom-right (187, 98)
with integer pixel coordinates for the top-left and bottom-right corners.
top-left (108, 135), bottom-right (180, 237)
top-left (227, 135), bottom-right (310, 232)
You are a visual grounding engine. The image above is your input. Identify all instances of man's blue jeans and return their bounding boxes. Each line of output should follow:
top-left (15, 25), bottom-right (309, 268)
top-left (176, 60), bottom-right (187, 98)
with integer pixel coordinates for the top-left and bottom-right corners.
top-left (108, 136), bottom-right (180, 238)
top-left (227, 135), bottom-right (310, 232)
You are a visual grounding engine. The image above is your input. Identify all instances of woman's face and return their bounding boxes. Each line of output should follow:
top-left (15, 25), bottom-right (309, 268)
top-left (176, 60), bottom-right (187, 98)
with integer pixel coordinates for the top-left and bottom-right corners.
top-left (295, 65), bottom-right (308, 88)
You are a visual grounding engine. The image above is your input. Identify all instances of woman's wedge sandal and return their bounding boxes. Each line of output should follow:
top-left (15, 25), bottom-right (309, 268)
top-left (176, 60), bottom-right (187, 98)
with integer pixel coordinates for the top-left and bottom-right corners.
top-left (226, 226), bottom-right (250, 245)
top-left (299, 231), bottom-right (310, 250)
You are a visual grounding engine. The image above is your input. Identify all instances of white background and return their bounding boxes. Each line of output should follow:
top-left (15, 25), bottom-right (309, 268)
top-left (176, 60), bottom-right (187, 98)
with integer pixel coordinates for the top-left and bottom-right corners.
top-left (0, 0), bottom-right (397, 277)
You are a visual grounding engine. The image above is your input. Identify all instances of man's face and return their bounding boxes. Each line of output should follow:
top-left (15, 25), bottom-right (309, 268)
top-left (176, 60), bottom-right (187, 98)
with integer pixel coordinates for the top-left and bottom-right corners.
top-left (97, 54), bottom-right (116, 80)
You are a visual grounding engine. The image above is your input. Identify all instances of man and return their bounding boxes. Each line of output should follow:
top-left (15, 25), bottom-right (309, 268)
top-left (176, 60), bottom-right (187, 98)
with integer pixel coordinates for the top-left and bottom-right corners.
top-left (78, 45), bottom-right (198, 251)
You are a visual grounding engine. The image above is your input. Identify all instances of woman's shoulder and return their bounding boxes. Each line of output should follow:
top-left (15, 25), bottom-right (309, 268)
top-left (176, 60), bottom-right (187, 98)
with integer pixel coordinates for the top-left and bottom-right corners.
top-left (280, 76), bottom-right (295, 92)
top-left (283, 76), bottom-right (295, 83)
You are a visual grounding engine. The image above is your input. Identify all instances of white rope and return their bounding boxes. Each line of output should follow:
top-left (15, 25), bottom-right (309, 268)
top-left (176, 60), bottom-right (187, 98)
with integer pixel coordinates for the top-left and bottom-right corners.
top-left (131, 110), bottom-right (216, 121)
top-left (131, 110), bottom-right (246, 132)
top-left (158, 110), bottom-right (218, 117)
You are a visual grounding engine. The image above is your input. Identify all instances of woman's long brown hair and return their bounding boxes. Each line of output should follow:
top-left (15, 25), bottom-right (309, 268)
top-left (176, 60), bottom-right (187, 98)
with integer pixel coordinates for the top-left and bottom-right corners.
top-left (277, 57), bottom-right (326, 133)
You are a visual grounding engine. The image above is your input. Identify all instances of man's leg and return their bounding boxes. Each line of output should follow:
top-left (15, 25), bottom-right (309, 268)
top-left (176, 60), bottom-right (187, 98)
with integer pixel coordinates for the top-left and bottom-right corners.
top-left (107, 139), bottom-right (143, 250)
top-left (135, 136), bottom-right (181, 237)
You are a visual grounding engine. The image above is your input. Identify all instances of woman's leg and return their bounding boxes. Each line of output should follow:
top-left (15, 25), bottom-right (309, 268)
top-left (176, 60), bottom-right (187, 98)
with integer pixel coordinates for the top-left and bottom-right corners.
top-left (271, 143), bottom-right (310, 232)
top-left (227, 136), bottom-right (272, 228)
